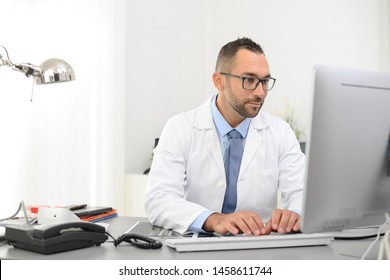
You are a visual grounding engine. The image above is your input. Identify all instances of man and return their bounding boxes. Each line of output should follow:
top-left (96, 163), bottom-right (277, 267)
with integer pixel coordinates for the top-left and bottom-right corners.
top-left (145, 37), bottom-right (305, 236)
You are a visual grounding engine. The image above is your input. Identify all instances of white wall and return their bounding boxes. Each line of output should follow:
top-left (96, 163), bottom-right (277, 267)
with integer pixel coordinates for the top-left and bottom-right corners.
top-left (125, 0), bottom-right (390, 173)
top-left (0, 0), bottom-right (389, 216)
top-left (0, 0), bottom-right (125, 214)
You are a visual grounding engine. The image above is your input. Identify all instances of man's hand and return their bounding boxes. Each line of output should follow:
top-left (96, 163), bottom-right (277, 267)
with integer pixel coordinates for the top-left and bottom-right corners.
top-left (264, 209), bottom-right (301, 234)
top-left (202, 211), bottom-right (270, 236)
top-left (202, 209), bottom-right (301, 236)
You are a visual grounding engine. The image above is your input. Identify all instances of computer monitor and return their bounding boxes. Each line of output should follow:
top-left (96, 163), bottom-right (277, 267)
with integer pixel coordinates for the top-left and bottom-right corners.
top-left (301, 65), bottom-right (390, 233)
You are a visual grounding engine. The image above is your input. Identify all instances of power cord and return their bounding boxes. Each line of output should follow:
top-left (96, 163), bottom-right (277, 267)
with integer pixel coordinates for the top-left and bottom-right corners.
top-left (378, 213), bottom-right (390, 260)
top-left (361, 212), bottom-right (390, 260)
top-left (106, 232), bottom-right (162, 250)
top-left (0, 201), bottom-right (36, 225)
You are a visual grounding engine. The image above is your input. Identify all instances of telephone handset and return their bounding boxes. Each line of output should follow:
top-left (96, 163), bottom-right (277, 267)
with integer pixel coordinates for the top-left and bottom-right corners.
top-left (6, 221), bottom-right (108, 254)
top-left (32, 221), bottom-right (105, 239)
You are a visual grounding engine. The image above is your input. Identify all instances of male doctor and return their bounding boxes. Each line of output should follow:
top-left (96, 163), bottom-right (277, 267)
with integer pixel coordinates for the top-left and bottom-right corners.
top-left (145, 37), bottom-right (305, 236)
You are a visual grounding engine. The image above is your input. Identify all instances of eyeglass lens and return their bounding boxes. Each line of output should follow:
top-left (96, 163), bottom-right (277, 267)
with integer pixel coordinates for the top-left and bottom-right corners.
top-left (243, 77), bottom-right (274, 91)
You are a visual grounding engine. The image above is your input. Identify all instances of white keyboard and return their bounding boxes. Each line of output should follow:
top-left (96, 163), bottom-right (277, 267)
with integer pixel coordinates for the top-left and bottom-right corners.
top-left (165, 233), bottom-right (334, 252)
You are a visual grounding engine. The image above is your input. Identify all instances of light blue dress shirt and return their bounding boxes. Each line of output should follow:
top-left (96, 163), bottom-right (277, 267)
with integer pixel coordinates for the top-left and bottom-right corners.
top-left (187, 94), bottom-right (251, 232)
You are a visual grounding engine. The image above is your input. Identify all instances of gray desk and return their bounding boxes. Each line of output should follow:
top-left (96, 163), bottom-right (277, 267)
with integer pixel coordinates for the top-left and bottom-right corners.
top-left (0, 216), bottom-right (381, 260)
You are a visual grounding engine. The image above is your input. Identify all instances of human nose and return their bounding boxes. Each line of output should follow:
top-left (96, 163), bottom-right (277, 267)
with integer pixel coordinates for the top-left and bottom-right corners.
top-left (253, 84), bottom-right (266, 97)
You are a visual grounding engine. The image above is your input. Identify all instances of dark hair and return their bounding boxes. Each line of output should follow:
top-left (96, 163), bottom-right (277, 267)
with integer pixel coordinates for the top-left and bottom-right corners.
top-left (215, 37), bottom-right (264, 72)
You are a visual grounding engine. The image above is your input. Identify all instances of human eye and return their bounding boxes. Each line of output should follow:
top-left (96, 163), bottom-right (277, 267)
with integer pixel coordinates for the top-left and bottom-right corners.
top-left (261, 78), bottom-right (270, 85)
top-left (244, 77), bottom-right (256, 85)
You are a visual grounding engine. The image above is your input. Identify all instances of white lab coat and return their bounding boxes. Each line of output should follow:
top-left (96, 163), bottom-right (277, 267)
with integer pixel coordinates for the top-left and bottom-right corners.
top-left (145, 95), bottom-right (305, 234)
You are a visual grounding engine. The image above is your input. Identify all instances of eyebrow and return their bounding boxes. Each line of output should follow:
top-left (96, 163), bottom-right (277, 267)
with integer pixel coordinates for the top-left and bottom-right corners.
top-left (242, 72), bottom-right (271, 79)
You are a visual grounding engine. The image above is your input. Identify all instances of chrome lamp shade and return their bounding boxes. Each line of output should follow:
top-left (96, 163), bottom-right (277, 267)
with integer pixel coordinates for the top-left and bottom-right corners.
top-left (35, 58), bottom-right (76, 85)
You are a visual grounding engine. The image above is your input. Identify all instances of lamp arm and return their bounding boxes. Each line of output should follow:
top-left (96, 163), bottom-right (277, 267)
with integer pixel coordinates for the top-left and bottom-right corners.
top-left (12, 63), bottom-right (42, 78)
top-left (0, 45), bottom-right (11, 65)
top-left (0, 45), bottom-right (41, 78)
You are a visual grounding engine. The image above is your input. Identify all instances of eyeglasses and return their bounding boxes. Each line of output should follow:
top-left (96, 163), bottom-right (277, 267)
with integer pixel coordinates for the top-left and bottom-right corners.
top-left (220, 72), bottom-right (276, 91)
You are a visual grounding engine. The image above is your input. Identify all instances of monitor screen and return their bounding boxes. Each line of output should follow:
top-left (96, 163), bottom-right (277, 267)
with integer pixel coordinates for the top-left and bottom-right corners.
top-left (301, 65), bottom-right (390, 233)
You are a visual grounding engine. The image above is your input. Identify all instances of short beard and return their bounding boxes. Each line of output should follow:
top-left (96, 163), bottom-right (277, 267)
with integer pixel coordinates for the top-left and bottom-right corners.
top-left (230, 96), bottom-right (263, 118)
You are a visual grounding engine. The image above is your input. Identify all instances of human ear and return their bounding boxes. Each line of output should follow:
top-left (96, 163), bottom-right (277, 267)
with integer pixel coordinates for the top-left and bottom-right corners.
top-left (212, 72), bottom-right (224, 91)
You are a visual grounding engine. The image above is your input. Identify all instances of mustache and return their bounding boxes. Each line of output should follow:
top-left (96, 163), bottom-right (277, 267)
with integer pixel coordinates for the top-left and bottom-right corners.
top-left (246, 96), bottom-right (262, 103)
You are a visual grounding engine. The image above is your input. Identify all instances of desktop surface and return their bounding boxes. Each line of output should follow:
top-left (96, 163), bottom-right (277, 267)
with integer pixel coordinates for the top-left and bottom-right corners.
top-left (0, 216), bottom-right (382, 260)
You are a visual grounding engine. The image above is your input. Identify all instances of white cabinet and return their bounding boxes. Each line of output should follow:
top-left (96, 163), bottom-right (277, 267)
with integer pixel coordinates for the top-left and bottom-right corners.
top-left (125, 174), bottom-right (148, 217)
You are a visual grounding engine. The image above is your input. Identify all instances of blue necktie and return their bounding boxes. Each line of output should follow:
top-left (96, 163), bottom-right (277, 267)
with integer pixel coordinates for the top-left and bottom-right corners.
top-left (222, 129), bottom-right (244, 214)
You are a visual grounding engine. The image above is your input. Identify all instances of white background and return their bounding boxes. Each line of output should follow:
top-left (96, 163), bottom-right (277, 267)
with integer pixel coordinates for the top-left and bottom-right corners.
top-left (125, 0), bottom-right (390, 173)
top-left (2, 260), bottom-right (390, 279)
top-left (0, 0), bottom-right (126, 214)
top-left (0, 0), bottom-right (389, 215)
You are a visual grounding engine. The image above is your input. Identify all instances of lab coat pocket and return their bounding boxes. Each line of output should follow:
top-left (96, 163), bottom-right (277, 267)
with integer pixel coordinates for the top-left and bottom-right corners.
top-left (252, 169), bottom-right (279, 210)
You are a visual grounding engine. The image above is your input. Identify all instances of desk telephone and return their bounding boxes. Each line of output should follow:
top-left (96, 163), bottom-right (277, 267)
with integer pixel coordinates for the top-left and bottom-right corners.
top-left (5, 221), bottom-right (108, 254)
top-left (6, 221), bottom-right (162, 254)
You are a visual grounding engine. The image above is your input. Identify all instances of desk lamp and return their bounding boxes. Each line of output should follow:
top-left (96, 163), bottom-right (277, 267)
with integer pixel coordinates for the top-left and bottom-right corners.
top-left (0, 45), bottom-right (76, 223)
top-left (0, 45), bottom-right (75, 84)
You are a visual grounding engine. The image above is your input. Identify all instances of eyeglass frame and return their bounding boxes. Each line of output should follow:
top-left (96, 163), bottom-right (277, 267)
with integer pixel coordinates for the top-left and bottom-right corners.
top-left (220, 72), bottom-right (276, 91)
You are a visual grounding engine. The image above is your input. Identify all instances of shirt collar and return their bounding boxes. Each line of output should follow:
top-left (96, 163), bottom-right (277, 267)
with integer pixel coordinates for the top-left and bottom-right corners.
top-left (211, 94), bottom-right (250, 138)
